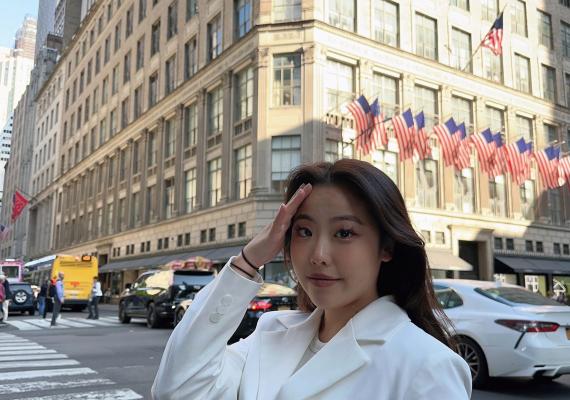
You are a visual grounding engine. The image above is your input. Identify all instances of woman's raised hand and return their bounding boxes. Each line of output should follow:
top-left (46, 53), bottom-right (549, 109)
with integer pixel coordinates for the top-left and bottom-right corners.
top-left (238, 183), bottom-right (312, 269)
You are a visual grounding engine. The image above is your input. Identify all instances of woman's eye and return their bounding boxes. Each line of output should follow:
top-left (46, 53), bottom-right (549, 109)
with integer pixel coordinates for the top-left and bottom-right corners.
top-left (335, 229), bottom-right (354, 239)
top-left (295, 227), bottom-right (311, 237)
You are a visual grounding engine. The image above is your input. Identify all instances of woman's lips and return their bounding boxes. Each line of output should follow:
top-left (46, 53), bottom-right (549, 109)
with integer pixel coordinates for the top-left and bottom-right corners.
top-left (307, 275), bottom-right (340, 287)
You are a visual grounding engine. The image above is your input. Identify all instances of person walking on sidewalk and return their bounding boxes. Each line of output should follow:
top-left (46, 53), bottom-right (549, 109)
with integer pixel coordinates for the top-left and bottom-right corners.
top-left (38, 279), bottom-right (49, 318)
top-left (87, 276), bottom-right (102, 319)
top-left (0, 275), bottom-right (6, 326)
top-left (50, 272), bottom-right (65, 327)
top-left (1, 274), bottom-right (11, 322)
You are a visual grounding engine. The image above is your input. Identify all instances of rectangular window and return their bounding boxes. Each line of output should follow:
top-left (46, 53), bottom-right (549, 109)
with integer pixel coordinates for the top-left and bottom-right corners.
top-left (494, 237), bottom-right (503, 250)
top-left (134, 85), bottom-right (143, 119)
top-left (123, 51), bottom-right (131, 83)
top-left (372, 73), bottom-right (399, 116)
top-left (151, 19), bottom-right (161, 56)
top-left (542, 65), bottom-right (557, 102)
top-left (184, 168), bottom-right (197, 212)
top-left (511, 0), bottom-right (527, 37)
top-left (525, 240), bottom-right (533, 252)
top-left (164, 178), bottom-right (175, 218)
top-left (373, 0), bottom-right (398, 47)
top-left (209, 228), bottom-right (216, 242)
top-left (99, 119), bottom-right (107, 145)
top-left (548, 189), bottom-right (562, 225)
top-left (112, 65), bottom-right (119, 94)
top-left (328, 0), bottom-right (355, 31)
top-left (126, 5), bottom-right (134, 37)
top-left (228, 224), bottom-right (236, 239)
top-left (165, 56), bottom-right (176, 95)
top-left (185, 232), bottom-right (191, 245)
top-left (554, 243), bottom-right (561, 255)
top-left (147, 130), bottom-right (157, 166)
top-left (184, 38), bottom-right (197, 80)
top-left (271, 135), bottom-right (301, 192)
top-left (186, 0), bottom-right (198, 20)
top-left (200, 229), bottom-right (207, 243)
top-left (167, 1), bottom-right (178, 39)
top-left (562, 22), bottom-right (570, 58)
top-left (236, 0), bottom-right (253, 38)
top-left (489, 176), bottom-right (506, 217)
top-left (415, 13), bottom-right (437, 60)
top-left (273, 0), bottom-right (301, 22)
top-left (450, 0), bottom-right (469, 11)
top-left (136, 36), bottom-right (145, 70)
top-left (563, 244), bottom-right (569, 255)
top-left (451, 28), bottom-right (471, 71)
top-left (146, 185), bottom-right (156, 222)
top-left (102, 76), bottom-right (109, 103)
top-left (208, 86), bottom-right (223, 136)
top-left (520, 179), bottom-right (535, 219)
top-left (516, 115), bottom-right (533, 142)
top-left (133, 140), bottom-right (140, 174)
top-left (454, 168), bottom-right (474, 213)
top-left (416, 159), bottom-right (439, 208)
top-left (184, 103), bottom-right (197, 147)
top-left (544, 123), bottom-right (558, 143)
top-left (121, 98), bottom-right (129, 129)
top-left (164, 118), bottom-right (175, 158)
top-left (481, 0), bottom-right (498, 22)
top-left (208, 15), bottom-right (222, 60)
top-left (566, 73), bottom-right (570, 107)
top-left (325, 139), bottom-right (342, 163)
top-left (235, 144), bottom-right (252, 199)
top-left (538, 11), bottom-right (553, 48)
top-left (119, 149), bottom-right (126, 181)
top-left (325, 59), bottom-right (353, 112)
top-left (238, 221), bottom-right (246, 237)
top-left (149, 73), bottom-right (158, 107)
top-left (208, 158), bottom-right (222, 206)
top-left (104, 36), bottom-right (111, 63)
top-left (114, 22), bottom-right (122, 52)
top-left (414, 85), bottom-right (438, 130)
top-left (109, 108), bottom-right (117, 136)
top-left (108, 157), bottom-right (115, 187)
top-left (506, 238), bottom-right (514, 250)
top-left (235, 67), bottom-right (254, 121)
top-left (536, 241), bottom-right (544, 253)
top-left (514, 54), bottom-right (531, 93)
top-left (273, 54), bottom-right (301, 106)
top-left (482, 47), bottom-right (502, 83)
top-left (486, 106), bottom-right (504, 133)
top-left (139, 0), bottom-right (147, 22)
top-left (371, 150), bottom-right (398, 185)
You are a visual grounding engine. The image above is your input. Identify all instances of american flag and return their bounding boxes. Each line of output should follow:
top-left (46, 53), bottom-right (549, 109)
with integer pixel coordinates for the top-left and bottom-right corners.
top-left (347, 95), bottom-right (373, 152)
top-left (454, 123), bottom-right (471, 171)
top-left (392, 109), bottom-right (415, 160)
top-left (370, 99), bottom-right (388, 149)
top-left (559, 156), bottom-right (570, 185)
top-left (471, 128), bottom-right (496, 174)
top-left (414, 111), bottom-right (431, 160)
top-left (488, 133), bottom-right (506, 177)
top-left (433, 117), bottom-right (458, 167)
top-left (533, 146), bottom-right (561, 189)
top-left (481, 12), bottom-right (504, 56)
top-left (504, 138), bottom-right (530, 185)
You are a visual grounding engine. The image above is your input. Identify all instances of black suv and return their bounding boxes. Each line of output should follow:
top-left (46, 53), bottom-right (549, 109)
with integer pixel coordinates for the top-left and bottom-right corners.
top-left (118, 269), bottom-right (215, 328)
top-left (9, 282), bottom-right (36, 315)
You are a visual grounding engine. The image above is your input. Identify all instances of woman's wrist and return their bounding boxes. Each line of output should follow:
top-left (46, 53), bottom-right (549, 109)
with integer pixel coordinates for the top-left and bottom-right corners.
top-left (231, 254), bottom-right (258, 278)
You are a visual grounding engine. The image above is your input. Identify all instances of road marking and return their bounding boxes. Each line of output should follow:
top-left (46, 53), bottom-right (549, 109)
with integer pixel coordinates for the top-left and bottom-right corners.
top-left (56, 318), bottom-right (94, 328)
top-left (0, 367), bottom-right (96, 381)
top-left (21, 319), bottom-right (68, 329)
top-left (0, 353), bottom-right (68, 362)
top-left (0, 344), bottom-right (46, 351)
top-left (1, 349), bottom-right (57, 356)
top-left (67, 317), bottom-right (117, 326)
top-left (0, 339), bottom-right (32, 344)
top-left (0, 378), bottom-right (115, 395)
top-left (0, 333), bottom-right (17, 338)
top-left (0, 359), bottom-right (80, 369)
top-left (12, 388), bottom-right (143, 400)
top-left (3, 321), bottom-right (42, 330)
top-left (98, 316), bottom-right (120, 322)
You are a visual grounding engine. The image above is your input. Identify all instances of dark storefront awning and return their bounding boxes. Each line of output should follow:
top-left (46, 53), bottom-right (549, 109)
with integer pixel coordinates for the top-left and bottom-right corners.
top-left (427, 248), bottom-right (472, 271)
top-left (495, 256), bottom-right (570, 275)
top-left (99, 245), bottom-right (245, 273)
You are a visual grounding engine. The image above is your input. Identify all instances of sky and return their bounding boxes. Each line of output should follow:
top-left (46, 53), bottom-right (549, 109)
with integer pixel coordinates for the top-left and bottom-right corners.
top-left (0, 1), bottom-right (39, 49)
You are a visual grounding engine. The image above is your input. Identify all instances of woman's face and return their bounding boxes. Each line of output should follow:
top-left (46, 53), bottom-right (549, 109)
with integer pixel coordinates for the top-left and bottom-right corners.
top-left (290, 184), bottom-right (391, 313)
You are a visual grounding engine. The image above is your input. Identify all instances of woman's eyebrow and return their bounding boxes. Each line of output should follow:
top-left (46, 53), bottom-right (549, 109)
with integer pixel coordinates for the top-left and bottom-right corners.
top-left (294, 214), bottom-right (363, 225)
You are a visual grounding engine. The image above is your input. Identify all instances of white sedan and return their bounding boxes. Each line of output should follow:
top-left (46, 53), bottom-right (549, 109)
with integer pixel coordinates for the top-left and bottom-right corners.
top-left (433, 279), bottom-right (570, 388)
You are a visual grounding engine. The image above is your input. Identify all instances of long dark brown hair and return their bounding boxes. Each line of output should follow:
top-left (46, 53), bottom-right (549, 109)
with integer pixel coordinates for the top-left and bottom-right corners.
top-left (283, 159), bottom-right (457, 350)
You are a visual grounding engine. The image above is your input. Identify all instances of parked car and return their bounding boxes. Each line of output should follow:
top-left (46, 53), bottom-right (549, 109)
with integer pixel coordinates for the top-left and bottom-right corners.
top-left (8, 282), bottom-right (36, 315)
top-left (433, 279), bottom-right (570, 388)
top-left (173, 296), bottom-right (194, 327)
top-left (119, 268), bottom-right (216, 328)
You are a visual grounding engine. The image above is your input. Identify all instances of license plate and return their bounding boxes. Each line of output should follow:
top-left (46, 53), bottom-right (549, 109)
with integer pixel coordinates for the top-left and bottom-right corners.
top-left (566, 328), bottom-right (570, 340)
top-left (278, 305), bottom-right (291, 311)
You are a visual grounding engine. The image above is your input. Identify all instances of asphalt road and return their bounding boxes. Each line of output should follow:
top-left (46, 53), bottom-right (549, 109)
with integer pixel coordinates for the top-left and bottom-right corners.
top-left (1, 306), bottom-right (569, 399)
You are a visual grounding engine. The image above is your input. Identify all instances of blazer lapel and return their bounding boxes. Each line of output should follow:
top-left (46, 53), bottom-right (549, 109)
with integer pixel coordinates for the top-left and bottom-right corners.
top-left (257, 310), bottom-right (322, 400)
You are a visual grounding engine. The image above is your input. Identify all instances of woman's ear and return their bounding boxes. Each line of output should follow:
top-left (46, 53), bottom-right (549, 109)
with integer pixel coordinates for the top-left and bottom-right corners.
top-left (380, 249), bottom-right (392, 263)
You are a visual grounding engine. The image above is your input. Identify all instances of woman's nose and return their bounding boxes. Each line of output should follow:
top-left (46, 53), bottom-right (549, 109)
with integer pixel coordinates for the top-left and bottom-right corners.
top-left (309, 236), bottom-right (331, 266)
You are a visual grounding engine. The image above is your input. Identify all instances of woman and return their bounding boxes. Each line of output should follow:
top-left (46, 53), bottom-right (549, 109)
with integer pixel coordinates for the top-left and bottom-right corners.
top-left (38, 279), bottom-right (49, 318)
top-left (152, 160), bottom-right (471, 399)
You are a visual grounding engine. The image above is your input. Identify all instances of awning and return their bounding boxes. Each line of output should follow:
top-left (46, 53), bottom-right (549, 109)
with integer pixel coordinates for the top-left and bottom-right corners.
top-left (495, 256), bottom-right (570, 275)
top-left (98, 245), bottom-right (245, 273)
top-left (426, 248), bottom-right (472, 271)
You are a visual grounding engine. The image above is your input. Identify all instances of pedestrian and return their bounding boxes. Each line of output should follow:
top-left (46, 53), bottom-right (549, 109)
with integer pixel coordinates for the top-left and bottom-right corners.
top-left (87, 276), bottom-right (102, 319)
top-left (152, 159), bottom-right (472, 400)
top-left (50, 272), bottom-right (65, 327)
top-left (38, 279), bottom-right (49, 318)
top-left (0, 275), bottom-right (6, 325)
top-left (1, 273), bottom-right (10, 322)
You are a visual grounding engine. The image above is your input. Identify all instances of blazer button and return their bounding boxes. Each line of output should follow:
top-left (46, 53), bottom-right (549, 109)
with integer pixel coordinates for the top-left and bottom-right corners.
top-left (221, 294), bottom-right (233, 307)
top-left (209, 312), bottom-right (222, 323)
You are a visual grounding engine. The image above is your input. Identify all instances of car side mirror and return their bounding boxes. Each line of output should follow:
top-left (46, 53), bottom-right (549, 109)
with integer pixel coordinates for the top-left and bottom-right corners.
top-left (125, 283), bottom-right (132, 290)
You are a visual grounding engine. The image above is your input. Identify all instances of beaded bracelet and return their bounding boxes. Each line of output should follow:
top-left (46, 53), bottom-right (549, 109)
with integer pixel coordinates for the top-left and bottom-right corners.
top-left (241, 248), bottom-right (260, 271)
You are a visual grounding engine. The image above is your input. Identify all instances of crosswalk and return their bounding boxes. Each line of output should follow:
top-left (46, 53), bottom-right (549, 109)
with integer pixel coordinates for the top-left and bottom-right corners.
top-left (4, 316), bottom-right (122, 331)
top-left (0, 333), bottom-right (143, 399)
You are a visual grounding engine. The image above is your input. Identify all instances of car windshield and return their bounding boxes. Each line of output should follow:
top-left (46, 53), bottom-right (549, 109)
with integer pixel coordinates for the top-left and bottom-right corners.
top-left (173, 272), bottom-right (215, 287)
top-left (1, 266), bottom-right (19, 278)
top-left (475, 286), bottom-right (561, 306)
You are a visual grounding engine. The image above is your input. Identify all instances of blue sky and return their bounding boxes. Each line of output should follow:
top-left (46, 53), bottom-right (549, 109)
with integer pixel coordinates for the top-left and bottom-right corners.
top-left (0, 1), bottom-right (39, 48)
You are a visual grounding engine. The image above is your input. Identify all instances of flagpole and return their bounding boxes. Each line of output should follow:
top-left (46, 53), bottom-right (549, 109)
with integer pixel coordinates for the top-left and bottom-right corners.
top-left (342, 116), bottom-right (393, 150)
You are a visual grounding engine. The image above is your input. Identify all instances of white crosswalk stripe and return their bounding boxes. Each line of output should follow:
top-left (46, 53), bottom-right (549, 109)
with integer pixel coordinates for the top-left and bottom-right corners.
top-left (4, 316), bottom-right (121, 331)
top-left (0, 334), bottom-right (143, 399)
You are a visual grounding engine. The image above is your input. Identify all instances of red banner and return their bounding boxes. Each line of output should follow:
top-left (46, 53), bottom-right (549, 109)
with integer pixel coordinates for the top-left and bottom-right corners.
top-left (11, 191), bottom-right (29, 221)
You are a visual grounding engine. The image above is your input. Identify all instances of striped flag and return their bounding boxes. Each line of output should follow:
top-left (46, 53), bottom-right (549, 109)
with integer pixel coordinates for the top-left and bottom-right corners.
top-left (533, 146), bottom-right (561, 189)
top-left (392, 109), bottom-right (415, 160)
top-left (471, 128), bottom-right (496, 174)
top-left (454, 123), bottom-right (471, 171)
top-left (347, 95), bottom-right (373, 152)
top-left (370, 99), bottom-right (388, 149)
top-left (488, 133), bottom-right (506, 177)
top-left (433, 117), bottom-right (458, 167)
top-left (414, 111), bottom-right (431, 160)
top-left (559, 156), bottom-right (570, 185)
top-left (504, 138), bottom-right (529, 185)
top-left (481, 12), bottom-right (504, 56)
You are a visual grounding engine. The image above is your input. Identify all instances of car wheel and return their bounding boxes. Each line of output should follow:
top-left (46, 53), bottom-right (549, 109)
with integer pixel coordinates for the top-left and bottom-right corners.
top-left (13, 290), bottom-right (29, 305)
top-left (118, 302), bottom-right (131, 323)
top-left (175, 308), bottom-right (185, 327)
top-left (457, 336), bottom-right (489, 388)
top-left (146, 303), bottom-right (161, 329)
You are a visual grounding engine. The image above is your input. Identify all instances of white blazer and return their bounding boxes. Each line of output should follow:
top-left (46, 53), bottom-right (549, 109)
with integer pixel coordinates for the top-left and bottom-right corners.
top-left (152, 259), bottom-right (472, 400)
